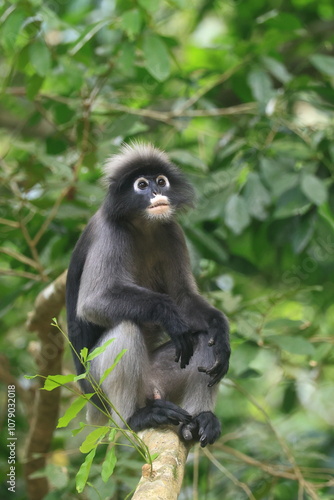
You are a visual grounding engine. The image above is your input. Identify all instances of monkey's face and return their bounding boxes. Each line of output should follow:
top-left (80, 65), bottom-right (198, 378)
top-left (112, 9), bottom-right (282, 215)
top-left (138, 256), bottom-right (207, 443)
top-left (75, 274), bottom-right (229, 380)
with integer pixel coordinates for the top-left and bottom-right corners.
top-left (133, 174), bottom-right (174, 220)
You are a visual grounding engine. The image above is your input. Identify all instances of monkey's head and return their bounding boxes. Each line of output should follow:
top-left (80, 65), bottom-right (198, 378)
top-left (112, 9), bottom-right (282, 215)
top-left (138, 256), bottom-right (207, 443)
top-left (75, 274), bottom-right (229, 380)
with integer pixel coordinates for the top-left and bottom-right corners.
top-left (102, 143), bottom-right (195, 221)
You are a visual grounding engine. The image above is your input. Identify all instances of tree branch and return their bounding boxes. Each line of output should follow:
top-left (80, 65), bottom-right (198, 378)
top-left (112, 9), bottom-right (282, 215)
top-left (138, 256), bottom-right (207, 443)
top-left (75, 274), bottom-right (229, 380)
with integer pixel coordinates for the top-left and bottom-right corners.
top-left (24, 271), bottom-right (67, 500)
top-left (132, 427), bottom-right (190, 500)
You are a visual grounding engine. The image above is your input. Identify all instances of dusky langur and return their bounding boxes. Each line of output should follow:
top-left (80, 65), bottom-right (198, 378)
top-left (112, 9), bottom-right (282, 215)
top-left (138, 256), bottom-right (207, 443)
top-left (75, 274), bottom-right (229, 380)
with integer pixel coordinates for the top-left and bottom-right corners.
top-left (66, 144), bottom-right (230, 447)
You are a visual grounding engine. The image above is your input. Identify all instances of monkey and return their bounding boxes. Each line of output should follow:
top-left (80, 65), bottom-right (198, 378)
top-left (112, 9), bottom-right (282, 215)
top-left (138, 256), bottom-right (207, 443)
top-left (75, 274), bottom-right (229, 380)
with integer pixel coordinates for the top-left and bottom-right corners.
top-left (66, 143), bottom-right (230, 447)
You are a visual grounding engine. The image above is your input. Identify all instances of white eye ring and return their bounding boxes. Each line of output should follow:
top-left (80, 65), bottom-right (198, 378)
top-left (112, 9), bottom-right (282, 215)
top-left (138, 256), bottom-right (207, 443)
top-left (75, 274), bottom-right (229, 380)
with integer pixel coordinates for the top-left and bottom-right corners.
top-left (156, 175), bottom-right (170, 188)
top-left (134, 177), bottom-right (149, 192)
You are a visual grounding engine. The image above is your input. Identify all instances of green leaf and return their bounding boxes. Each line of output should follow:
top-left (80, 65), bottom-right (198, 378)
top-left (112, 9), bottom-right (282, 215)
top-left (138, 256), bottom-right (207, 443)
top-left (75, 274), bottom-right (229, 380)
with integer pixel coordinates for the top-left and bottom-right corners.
top-left (262, 56), bottom-right (292, 84)
top-left (138, 0), bottom-right (159, 13)
top-left (69, 19), bottom-right (110, 56)
top-left (87, 338), bottom-right (115, 361)
top-left (57, 395), bottom-right (92, 428)
top-left (43, 374), bottom-right (76, 391)
top-left (274, 187), bottom-right (310, 219)
top-left (26, 73), bottom-right (44, 100)
top-left (244, 172), bottom-right (271, 220)
top-left (80, 347), bottom-right (88, 362)
top-left (108, 428), bottom-right (117, 442)
top-left (310, 54), bottom-right (334, 77)
top-left (292, 216), bottom-right (315, 254)
top-left (29, 40), bottom-right (51, 76)
top-left (120, 9), bottom-right (142, 39)
top-left (1, 9), bottom-right (25, 53)
top-left (168, 150), bottom-right (207, 171)
top-left (75, 372), bottom-right (87, 382)
top-left (235, 368), bottom-right (262, 379)
top-left (301, 173), bottom-right (327, 206)
top-left (247, 69), bottom-right (274, 104)
top-left (80, 426), bottom-right (109, 453)
top-left (76, 449), bottom-right (96, 493)
top-left (99, 349), bottom-right (127, 384)
top-left (224, 194), bottom-right (250, 235)
top-left (117, 42), bottom-right (136, 75)
top-left (268, 335), bottom-right (315, 356)
top-left (143, 34), bottom-right (171, 82)
top-left (101, 446), bottom-right (117, 482)
top-left (318, 203), bottom-right (334, 232)
top-left (260, 158), bottom-right (299, 197)
top-left (186, 227), bottom-right (228, 262)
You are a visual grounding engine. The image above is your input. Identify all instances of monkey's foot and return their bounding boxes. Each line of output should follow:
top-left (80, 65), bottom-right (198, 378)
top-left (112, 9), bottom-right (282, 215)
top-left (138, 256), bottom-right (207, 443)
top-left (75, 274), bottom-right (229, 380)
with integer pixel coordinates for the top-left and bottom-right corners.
top-left (128, 400), bottom-right (191, 432)
top-left (180, 411), bottom-right (221, 447)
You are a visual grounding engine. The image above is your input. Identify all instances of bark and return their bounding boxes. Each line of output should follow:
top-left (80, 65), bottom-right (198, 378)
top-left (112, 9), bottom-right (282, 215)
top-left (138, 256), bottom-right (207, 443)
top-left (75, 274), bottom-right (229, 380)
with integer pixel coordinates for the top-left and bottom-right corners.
top-left (132, 427), bottom-right (190, 500)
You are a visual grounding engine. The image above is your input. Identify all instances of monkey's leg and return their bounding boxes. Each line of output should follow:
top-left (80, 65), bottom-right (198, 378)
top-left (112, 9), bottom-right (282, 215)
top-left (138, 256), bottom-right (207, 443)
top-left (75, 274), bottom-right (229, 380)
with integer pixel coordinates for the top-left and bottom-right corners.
top-left (151, 335), bottom-right (221, 447)
top-left (86, 321), bottom-right (149, 426)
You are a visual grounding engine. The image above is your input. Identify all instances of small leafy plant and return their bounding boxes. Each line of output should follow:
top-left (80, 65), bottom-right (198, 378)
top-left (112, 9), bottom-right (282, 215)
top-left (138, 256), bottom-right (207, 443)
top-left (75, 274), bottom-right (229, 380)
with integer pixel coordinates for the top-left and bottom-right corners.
top-left (26, 318), bottom-right (155, 495)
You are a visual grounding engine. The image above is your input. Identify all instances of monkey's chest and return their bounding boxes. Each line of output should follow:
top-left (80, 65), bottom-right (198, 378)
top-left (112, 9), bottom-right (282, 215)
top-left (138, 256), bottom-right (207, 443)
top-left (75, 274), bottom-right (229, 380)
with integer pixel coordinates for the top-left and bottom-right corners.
top-left (133, 258), bottom-right (167, 293)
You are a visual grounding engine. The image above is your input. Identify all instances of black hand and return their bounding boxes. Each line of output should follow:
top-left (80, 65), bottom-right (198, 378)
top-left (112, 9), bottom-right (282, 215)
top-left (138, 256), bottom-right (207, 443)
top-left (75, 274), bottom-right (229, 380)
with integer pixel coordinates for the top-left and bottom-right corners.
top-left (128, 400), bottom-right (191, 432)
top-left (180, 411), bottom-right (221, 447)
top-left (198, 316), bottom-right (230, 386)
top-left (173, 332), bottom-right (194, 368)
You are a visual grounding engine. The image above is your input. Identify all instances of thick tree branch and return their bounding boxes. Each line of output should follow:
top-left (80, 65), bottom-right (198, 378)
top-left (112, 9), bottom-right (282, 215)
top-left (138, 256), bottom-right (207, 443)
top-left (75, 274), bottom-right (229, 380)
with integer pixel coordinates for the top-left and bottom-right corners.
top-left (132, 427), bottom-right (190, 500)
top-left (24, 271), bottom-right (67, 500)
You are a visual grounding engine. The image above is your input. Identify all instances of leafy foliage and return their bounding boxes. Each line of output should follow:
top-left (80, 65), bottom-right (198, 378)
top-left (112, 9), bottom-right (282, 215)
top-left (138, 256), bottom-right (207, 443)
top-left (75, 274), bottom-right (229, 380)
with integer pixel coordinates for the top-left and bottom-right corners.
top-left (1, 0), bottom-right (334, 499)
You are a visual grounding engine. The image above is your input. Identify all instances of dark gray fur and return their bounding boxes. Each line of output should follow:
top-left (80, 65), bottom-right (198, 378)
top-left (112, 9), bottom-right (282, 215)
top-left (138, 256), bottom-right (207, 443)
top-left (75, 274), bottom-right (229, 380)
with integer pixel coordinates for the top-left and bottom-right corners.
top-left (66, 144), bottom-right (230, 446)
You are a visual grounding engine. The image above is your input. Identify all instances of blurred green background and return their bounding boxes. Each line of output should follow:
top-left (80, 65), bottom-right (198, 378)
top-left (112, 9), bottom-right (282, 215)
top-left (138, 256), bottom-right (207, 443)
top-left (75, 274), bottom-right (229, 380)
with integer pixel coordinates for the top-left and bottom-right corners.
top-left (0, 0), bottom-right (334, 498)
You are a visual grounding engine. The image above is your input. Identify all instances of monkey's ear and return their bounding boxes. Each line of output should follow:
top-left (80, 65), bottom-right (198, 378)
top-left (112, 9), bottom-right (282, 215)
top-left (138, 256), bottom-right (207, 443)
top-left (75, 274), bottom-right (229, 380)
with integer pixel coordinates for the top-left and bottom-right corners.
top-left (102, 142), bottom-right (169, 187)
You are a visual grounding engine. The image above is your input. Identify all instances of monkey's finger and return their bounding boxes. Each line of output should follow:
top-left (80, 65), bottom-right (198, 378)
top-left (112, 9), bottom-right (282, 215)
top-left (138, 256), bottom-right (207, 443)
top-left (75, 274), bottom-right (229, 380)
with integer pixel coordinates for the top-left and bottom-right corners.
top-left (198, 361), bottom-right (219, 374)
top-left (179, 335), bottom-right (193, 368)
top-left (208, 373), bottom-right (222, 387)
top-left (180, 346), bottom-right (193, 368)
top-left (205, 359), bottom-right (220, 375)
top-left (174, 342), bottom-right (182, 363)
top-left (208, 364), bottom-right (228, 387)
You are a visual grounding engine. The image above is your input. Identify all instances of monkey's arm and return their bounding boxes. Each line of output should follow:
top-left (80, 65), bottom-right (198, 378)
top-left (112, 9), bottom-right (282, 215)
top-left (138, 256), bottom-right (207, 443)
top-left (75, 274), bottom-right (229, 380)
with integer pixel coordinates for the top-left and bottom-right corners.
top-left (76, 230), bottom-right (193, 367)
top-left (164, 224), bottom-right (230, 384)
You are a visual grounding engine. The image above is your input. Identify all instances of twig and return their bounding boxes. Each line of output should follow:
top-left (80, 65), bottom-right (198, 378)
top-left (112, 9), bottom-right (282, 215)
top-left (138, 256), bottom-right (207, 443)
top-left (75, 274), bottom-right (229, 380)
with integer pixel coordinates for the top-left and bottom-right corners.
top-left (230, 380), bottom-right (320, 500)
top-left (0, 217), bottom-right (20, 228)
top-left (0, 268), bottom-right (43, 281)
top-left (0, 247), bottom-right (42, 270)
top-left (203, 448), bottom-right (257, 500)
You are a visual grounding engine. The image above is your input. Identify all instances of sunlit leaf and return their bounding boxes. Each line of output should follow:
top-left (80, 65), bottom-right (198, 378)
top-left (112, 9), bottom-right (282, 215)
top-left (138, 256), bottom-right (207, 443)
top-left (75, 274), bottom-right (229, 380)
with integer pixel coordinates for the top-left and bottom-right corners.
top-left (120, 9), bottom-right (142, 39)
top-left (247, 69), bottom-right (274, 104)
top-left (99, 349), bottom-right (127, 384)
top-left (143, 34), bottom-right (170, 81)
top-left (224, 194), bottom-right (251, 234)
top-left (76, 449), bottom-right (96, 493)
top-left (80, 426), bottom-right (109, 453)
top-left (101, 446), bottom-right (117, 482)
top-left (87, 338), bottom-right (116, 361)
top-left (43, 374), bottom-right (76, 391)
top-left (310, 54), bottom-right (334, 77)
top-left (267, 335), bottom-right (315, 355)
top-left (244, 172), bottom-right (271, 220)
top-left (29, 40), bottom-right (51, 76)
top-left (57, 394), bottom-right (93, 428)
top-left (301, 173), bottom-right (327, 206)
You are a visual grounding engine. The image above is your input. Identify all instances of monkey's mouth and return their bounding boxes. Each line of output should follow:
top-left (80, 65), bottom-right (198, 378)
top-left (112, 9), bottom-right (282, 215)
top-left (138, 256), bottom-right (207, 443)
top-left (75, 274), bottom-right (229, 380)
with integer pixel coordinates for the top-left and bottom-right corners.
top-left (148, 196), bottom-right (171, 213)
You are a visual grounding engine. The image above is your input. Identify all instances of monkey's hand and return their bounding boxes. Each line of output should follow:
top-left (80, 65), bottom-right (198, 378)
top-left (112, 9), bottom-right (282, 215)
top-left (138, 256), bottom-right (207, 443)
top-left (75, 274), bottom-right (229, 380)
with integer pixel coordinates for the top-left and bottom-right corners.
top-left (128, 400), bottom-right (191, 432)
top-left (198, 315), bottom-right (230, 387)
top-left (172, 329), bottom-right (194, 369)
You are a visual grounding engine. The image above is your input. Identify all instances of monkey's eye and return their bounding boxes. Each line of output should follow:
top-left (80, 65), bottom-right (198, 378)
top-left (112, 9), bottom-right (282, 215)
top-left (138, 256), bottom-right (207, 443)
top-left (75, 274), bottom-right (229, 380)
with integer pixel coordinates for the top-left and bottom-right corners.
top-left (134, 177), bottom-right (149, 191)
top-left (156, 175), bottom-right (169, 188)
